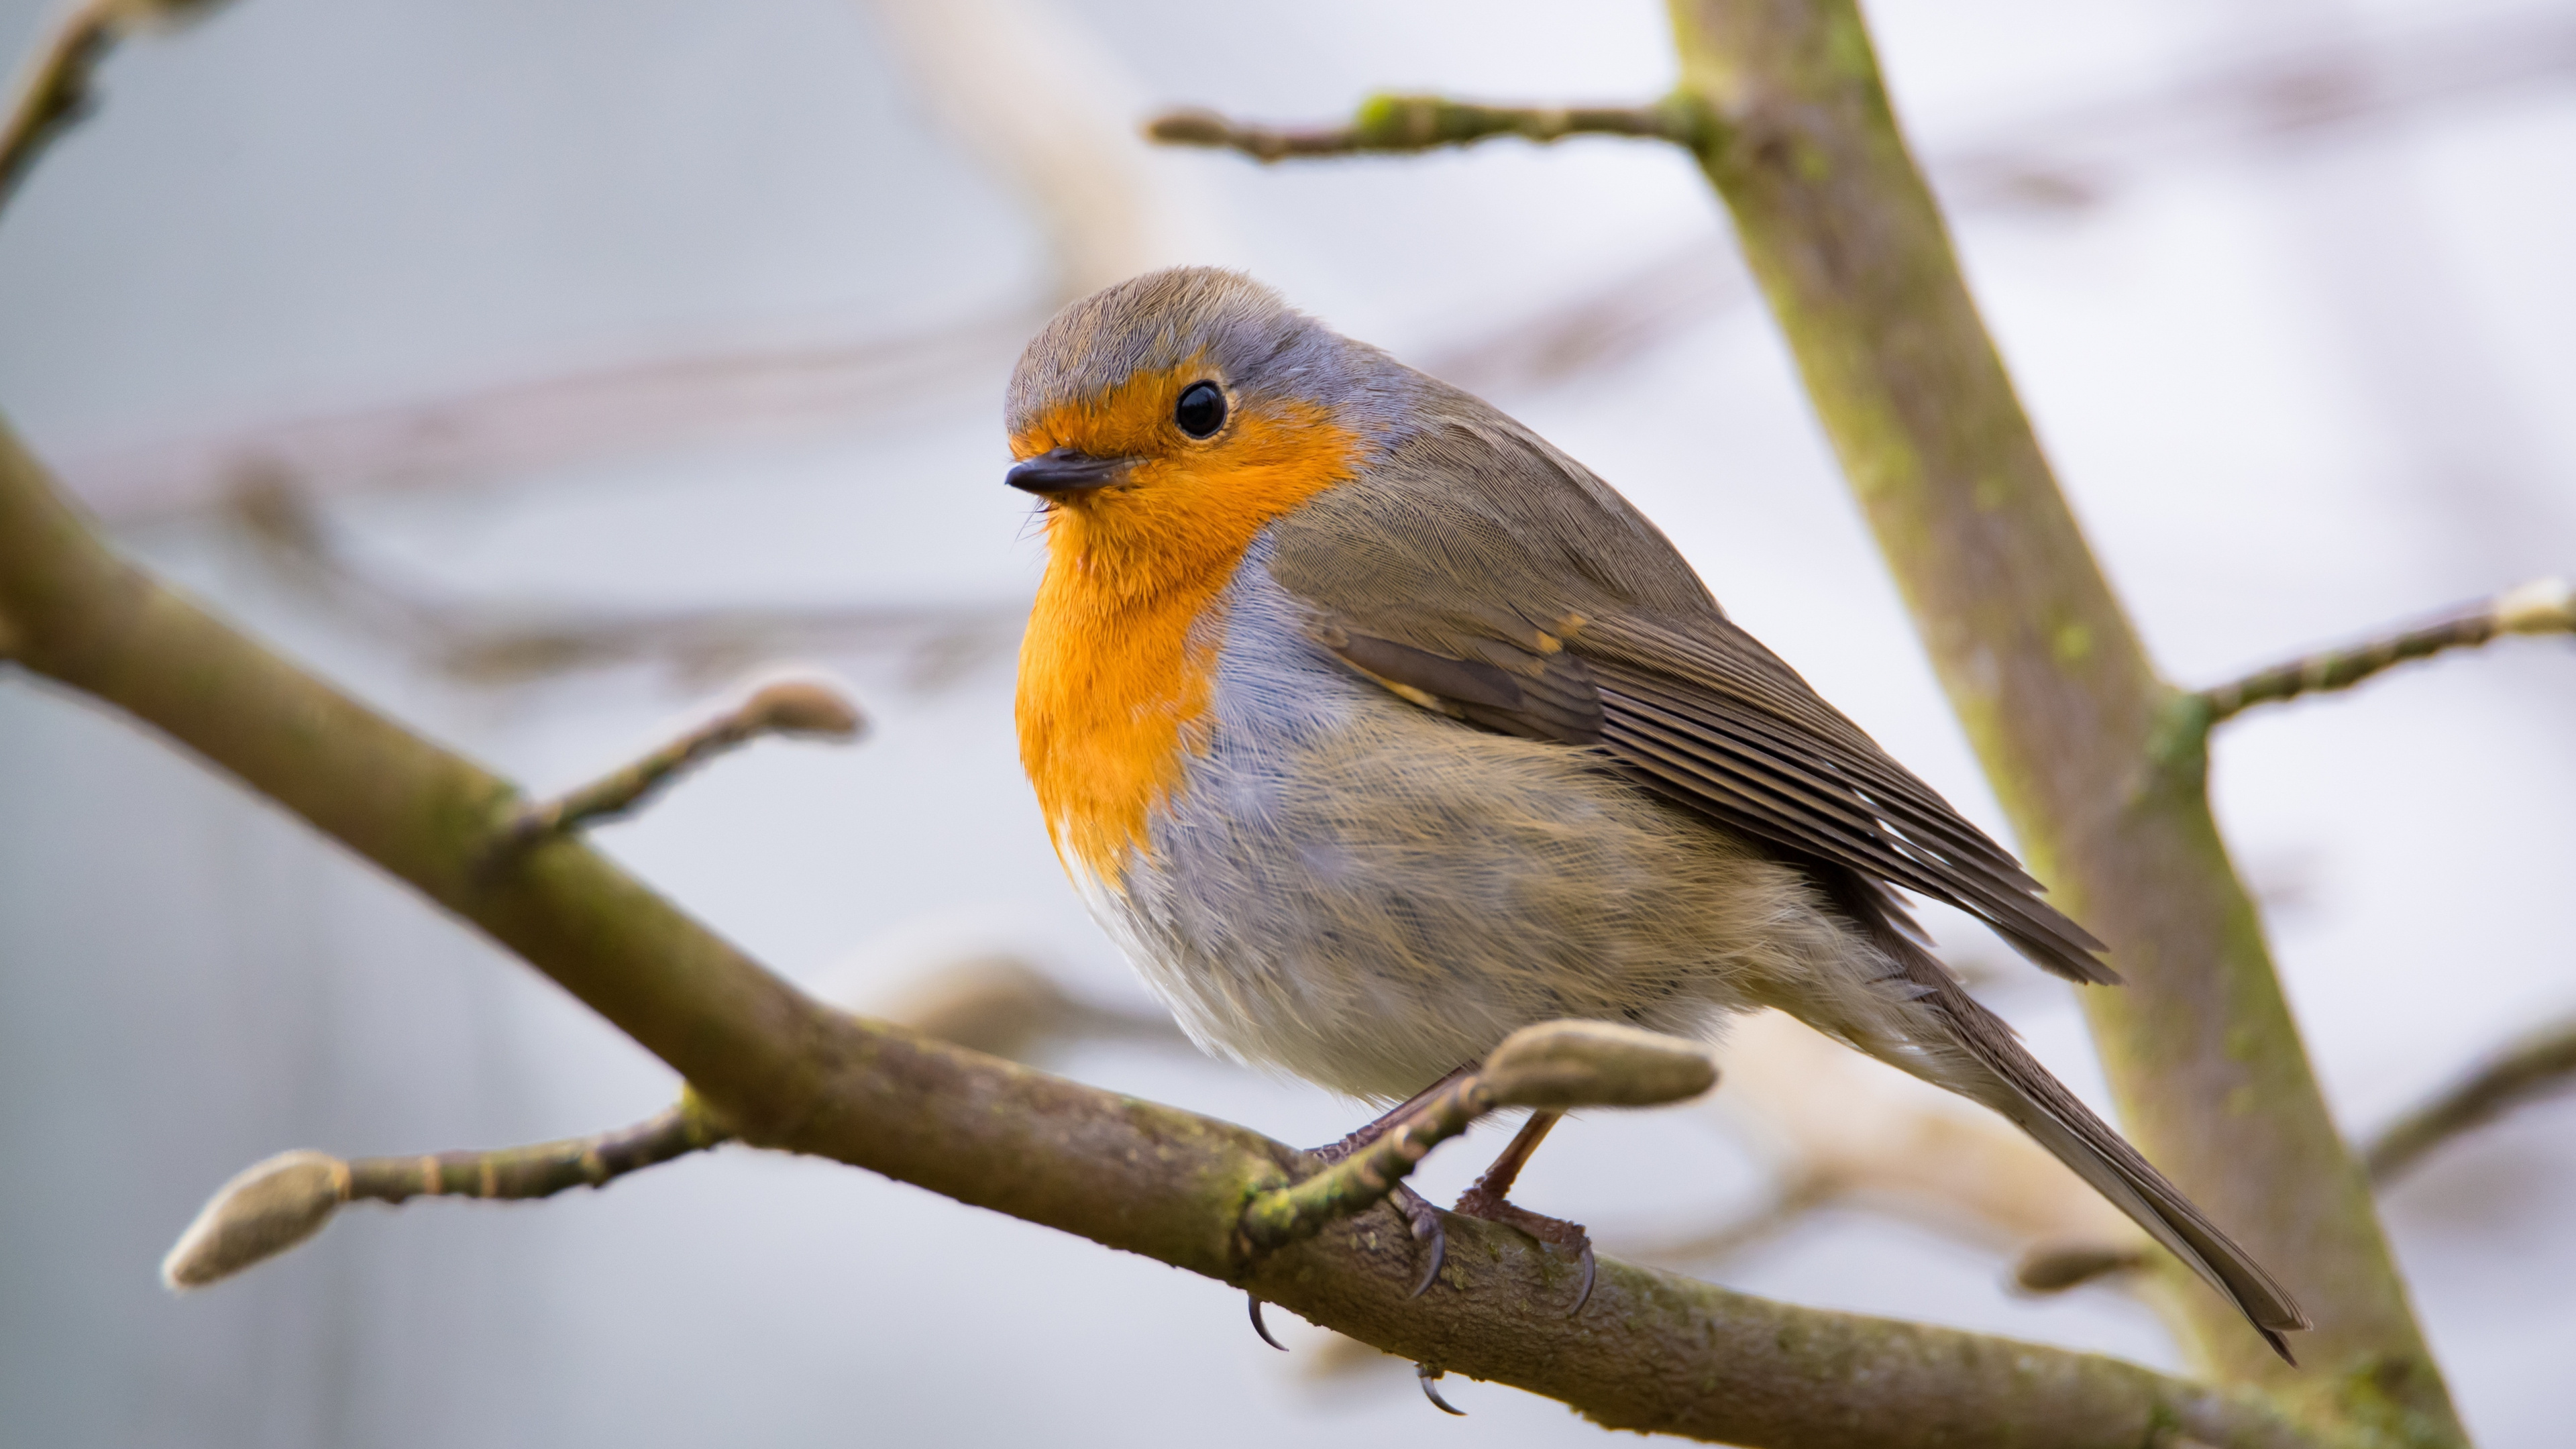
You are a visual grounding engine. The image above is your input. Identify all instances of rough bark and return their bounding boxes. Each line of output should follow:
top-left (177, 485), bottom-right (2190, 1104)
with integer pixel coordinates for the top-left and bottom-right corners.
top-left (1661, 1), bottom-right (2459, 1440)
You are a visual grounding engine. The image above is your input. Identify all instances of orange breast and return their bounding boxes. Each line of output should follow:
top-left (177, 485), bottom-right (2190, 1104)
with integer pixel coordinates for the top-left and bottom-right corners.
top-left (1013, 369), bottom-right (1367, 885)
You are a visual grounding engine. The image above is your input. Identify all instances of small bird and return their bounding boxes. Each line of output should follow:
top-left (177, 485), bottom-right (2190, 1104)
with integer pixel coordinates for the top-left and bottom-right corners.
top-left (1004, 266), bottom-right (2306, 1359)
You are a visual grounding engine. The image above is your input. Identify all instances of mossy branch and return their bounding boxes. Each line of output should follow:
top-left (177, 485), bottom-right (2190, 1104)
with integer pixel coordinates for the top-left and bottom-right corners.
top-left (1240, 1022), bottom-right (1717, 1256)
top-left (1146, 93), bottom-right (1711, 162)
top-left (2200, 576), bottom-right (2573, 727)
top-left (0, 411), bottom-right (2327, 1447)
top-left (1650, 0), bottom-right (2459, 1436)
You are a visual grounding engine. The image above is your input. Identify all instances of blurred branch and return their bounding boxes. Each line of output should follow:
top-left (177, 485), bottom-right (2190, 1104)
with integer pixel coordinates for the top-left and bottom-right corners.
top-left (0, 0), bottom-right (225, 209)
top-left (224, 470), bottom-right (1023, 691)
top-left (1146, 95), bottom-right (1707, 161)
top-left (2364, 1012), bottom-right (2576, 1183)
top-left (502, 676), bottom-right (863, 845)
top-left (2197, 577), bottom-right (2573, 728)
top-left (2017, 1004), bottom-right (2576, 1296)
top-left (0, 400), bottom-right (2324, 1449)
top-left (68, 310), bottom-right (1040, 521)
top-left (857, 0), bottom-right (1222, 299)
top-left (31, 8), bottom-right (2563, 516)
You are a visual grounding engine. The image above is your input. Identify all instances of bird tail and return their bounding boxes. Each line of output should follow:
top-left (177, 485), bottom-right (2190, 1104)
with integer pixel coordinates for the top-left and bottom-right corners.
top-left (1816, 873), bottom-right (2310, 1361)
top-left (1937, 981), bottom-right (2310, 1360)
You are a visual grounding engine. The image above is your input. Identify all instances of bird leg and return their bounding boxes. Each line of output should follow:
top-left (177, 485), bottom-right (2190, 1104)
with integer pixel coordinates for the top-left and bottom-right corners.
top-left (1310, 1065), bottom-right (1467, 1295)
top-left (1245, 1064), bottom-right (1474, 1340)
top-left (1450, 1109), bottom-right (1597, 1313)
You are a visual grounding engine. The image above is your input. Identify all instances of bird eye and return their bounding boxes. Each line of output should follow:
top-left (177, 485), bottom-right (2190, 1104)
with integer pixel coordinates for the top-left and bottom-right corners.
top-left (1174, 381), bottom-right (1226, 439)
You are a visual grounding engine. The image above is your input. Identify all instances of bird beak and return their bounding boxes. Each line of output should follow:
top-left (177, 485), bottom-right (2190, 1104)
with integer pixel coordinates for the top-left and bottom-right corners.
top-left (1006, 447), bottom-right (1132, 496)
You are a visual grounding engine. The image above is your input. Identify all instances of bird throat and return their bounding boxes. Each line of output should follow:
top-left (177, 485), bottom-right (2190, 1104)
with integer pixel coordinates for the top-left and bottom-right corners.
top-left (1012, 390), bottom-right (1365, 885)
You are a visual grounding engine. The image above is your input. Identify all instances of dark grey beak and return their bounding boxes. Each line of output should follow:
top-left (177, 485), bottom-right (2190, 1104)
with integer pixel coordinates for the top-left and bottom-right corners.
top-left (1007, 447), bottom-right (1130, 495)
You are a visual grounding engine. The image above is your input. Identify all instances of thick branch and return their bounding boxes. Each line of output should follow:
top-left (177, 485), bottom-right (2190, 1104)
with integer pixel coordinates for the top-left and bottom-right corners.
top-left (1146, 93), bottom-right (1706, 162)
top-left (0, 417), bottom-right (2319, 1448)
top-left (2199, 577), bottom-right (2573, 727)
top-left (1657, 0), bottom-right (2457, 1431)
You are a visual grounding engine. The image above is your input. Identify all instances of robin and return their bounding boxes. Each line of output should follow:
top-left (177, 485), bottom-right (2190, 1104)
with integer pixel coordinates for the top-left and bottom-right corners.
top-left (1004, 266), bottom-right (2306, 1360)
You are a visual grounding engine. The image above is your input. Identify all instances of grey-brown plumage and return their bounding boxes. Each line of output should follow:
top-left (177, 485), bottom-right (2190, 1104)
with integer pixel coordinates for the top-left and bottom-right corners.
top-left (1006, 266), bottom-right (2308, 1360)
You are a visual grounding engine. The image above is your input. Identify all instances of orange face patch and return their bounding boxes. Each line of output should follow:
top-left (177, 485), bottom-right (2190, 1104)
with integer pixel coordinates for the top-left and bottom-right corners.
top-left (1013, 362), bottom-right (1366, 882)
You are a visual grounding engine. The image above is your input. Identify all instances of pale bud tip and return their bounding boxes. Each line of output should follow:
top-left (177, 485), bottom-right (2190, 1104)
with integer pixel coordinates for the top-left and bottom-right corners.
top-left (1479, 1020), bottom-right (1717, 1112)
top-left (161, 1150), bottom-right (349, 1291)
top-left (1143, 109), bottom-right (1230, 146)
top-left (2493, 577), bottom-right (2574, 635)
top-left (743, 677), bottom-right (866, 740)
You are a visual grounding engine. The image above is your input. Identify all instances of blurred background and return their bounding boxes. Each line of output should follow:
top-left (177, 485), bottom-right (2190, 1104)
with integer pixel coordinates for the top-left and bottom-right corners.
top-left (1, 0), bottom-right (2571, 1443)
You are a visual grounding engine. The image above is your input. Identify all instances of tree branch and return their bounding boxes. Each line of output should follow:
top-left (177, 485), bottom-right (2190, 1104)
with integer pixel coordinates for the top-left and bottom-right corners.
top-left (161, 1101), bottom-right (726, 1287)
top-left (0, 409), bottom-right (2319, 1447)
top-left (2364, 1012), bottom-right (2576, 1183)
top-left (500, 676), bottom-right (863, 845)
top-left (1145, 93), bottom-right (1708, 162)
top-left (0, 0), bottom-right (223, 209)
top-left (2196, 577), bottom-right (2573, 727)
top-left (1648, 0), bottom-right (2458, 1432)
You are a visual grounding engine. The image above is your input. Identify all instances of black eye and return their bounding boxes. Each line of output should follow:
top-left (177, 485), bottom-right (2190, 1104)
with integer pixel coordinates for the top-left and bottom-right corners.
top-left (1174, 381), bottom-right (1226, 439)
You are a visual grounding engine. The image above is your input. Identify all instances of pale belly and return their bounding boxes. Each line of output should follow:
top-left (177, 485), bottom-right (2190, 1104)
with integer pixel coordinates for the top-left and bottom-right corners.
top-left (1075, 556), bottom-right (1839, 1102)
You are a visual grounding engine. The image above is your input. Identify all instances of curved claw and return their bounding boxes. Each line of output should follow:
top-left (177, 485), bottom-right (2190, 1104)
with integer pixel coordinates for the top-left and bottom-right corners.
top-left (1248, 1294), bottom-right (1288, 1351)
top-left (1568, 1235), bottom-right (1597, 1316)
top-left (1417, 1363), bottom-right (1468, 1416)
top-left (1409, 1232), bottom-right (1447, 1299)
top-left (1399, 1190), bottom-right (1448, 1298)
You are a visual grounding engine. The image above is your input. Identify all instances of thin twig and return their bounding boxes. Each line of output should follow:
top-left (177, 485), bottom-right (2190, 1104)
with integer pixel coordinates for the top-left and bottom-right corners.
top-left (1240, 1076), bottom-right (1491, 1252)
top-left (0, 0), bottom-right (223, 212)
top-left (344, 1099), bottom-right (724, 1205)
top-left (2364, 1012), bottom-right (2576, 1183)
top-left (1240, 1022), bottom-right (1713, 1254)
top-left (2200, 576), bottom-right (2573, 727)
top-left (1146, 93), bottom-right (1711, 162)
top-left (2015, 1007), bottom-right (2576, 1295)
top-left (0, 0), bottom-right (116, 210)
top-left (501, 677), bottom-right (864, 845)
top-left (162, 1099), bottom-right (726, 1287)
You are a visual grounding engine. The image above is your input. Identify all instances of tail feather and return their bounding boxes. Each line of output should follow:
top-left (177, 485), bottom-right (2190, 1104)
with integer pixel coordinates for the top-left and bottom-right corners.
top-left (1941, 991), bottom-right (2312, 1358)
top-left (1816, 869), bottom-right (2310, 1360)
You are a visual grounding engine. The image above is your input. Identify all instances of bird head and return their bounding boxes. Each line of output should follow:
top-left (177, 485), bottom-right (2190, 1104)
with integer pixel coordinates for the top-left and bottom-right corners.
top-left (1004, 268), bottom-right (1406, 590)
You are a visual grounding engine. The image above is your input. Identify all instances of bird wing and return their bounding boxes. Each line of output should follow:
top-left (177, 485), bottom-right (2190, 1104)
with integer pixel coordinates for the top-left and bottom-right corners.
top-left (1261, 403), bottom-right (2111, 985)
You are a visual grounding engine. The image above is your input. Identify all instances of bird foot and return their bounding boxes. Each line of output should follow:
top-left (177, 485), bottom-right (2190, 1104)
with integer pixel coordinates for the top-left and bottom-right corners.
top-left (1303, 1126), bottom-right (1449, 1299)
top-left (1450, 1185), bottom-right (1597, 1314)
